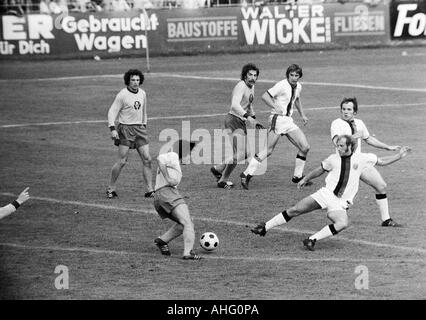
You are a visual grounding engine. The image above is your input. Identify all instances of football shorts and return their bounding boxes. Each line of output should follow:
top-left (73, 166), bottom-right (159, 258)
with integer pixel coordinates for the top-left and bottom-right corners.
top-left (269, 114), bottom-right (299, 135)
top-left (154, 186), bottom-right (186, 219)
top-left (310, 187), bottom-right (350, 213)
top-left (116, 124), bottom-right (149, 149)
top-left (224, 113), bottom-right (247, 135)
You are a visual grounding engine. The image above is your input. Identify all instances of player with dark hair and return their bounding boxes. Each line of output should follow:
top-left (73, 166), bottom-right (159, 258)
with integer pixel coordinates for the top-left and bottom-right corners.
top-left (251, 135), bottom-right (411, 251)
top-left (330, 97), bottom-right (402, 227)
top-left (0, 187), bottom-right (30, 220)
top-left (240, 63), bottom-right (260, 81)
top-left (210, 63), bottom-right (264, 189)
top-left (240, 64), bottom-right (310, 189)
top-left (124, 69), bottom-right (144, 86)
top-left (153, 140), bottom-right (202, 260)
top-left (107, 69), bottom-right (155, 199)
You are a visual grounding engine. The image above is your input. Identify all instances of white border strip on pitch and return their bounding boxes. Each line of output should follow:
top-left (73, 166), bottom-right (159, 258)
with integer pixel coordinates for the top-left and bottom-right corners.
top-left (151, 73), bottom-right (426, 93)
top-left (1, 192), bottom-right (426, 255)
top-left (1, 102), bottom-right (425, 129)
top-left (1, 242), bottom-right (425, 264)
top-left (1, 72), bottom-right (426, 93)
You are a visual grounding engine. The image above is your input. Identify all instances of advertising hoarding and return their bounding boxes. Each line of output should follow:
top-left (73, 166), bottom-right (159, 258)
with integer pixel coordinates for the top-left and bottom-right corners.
top-left (0, 3), bottom-right (392, 59)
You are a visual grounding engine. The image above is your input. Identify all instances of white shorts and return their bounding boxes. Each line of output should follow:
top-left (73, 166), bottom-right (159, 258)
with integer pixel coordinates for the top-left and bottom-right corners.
top-left (310, 187), bottom-right (350, 213)
top-left (269, 114), bottom-right (299, 135)
top-left (361, 163), bottom-right (378, 174)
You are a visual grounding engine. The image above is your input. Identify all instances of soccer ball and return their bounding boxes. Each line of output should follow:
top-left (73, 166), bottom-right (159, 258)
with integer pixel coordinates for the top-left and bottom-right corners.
top-left (200, 232), bottom-right (219, 251)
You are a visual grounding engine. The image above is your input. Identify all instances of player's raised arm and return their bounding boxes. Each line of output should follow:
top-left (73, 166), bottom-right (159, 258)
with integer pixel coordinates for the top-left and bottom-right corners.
top-left (376, 146), bottom-right (412, 166)
top-left (365, 135), bottom-right (401, 151)
top-left (0, 187), bottom-right (30, 220)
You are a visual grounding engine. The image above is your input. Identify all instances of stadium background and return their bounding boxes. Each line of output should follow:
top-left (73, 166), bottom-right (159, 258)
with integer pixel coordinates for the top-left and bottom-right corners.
top-left (0, 0), bottom-right (425, 303)
top-left (1, 0), bottom-right (425, 59)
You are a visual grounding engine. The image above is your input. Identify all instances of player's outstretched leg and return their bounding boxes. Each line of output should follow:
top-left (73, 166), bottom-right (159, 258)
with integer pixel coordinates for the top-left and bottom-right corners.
top-left (251, 222), bottom-right (267, 236)
top-left (182, 250), bottom-right (203, 260)
top-left (106, 188), bottom-right (118, 199)
top-left (361, 167), bottom-right (402, 227)
top-left (240, 172), bottom-right (252, 190)
top-left (210, 166), bottom-right (223, 181)
top-left (302, 238), bottom-right (316, 251)
top-left (303, 210), bottom-right (348, 251)
top-left (154, 238), bottom-right (171, 256)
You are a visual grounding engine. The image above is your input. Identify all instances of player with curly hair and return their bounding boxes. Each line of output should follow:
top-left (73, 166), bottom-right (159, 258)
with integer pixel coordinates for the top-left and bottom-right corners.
top-left (106, 69), bottom-right (155, 199)
top-left (210, 63), bottom-right (265, 189)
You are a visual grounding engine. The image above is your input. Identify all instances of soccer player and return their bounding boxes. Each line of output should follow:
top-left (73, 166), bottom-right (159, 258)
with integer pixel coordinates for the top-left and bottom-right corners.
top-left (210, 63), bottom-right (264, 189)
top-left (330, 97), bottom-right (402, 227)
top-left (153, 139), bottom-right (202, 260)
top-left (240, 64), bottom-right (310, 189)
top-left (106, 69), bottom-right (155, 199)
top-left (251, 135), bottom-right (411, 251)
top-left (0, 187), bottom-right (30, 220)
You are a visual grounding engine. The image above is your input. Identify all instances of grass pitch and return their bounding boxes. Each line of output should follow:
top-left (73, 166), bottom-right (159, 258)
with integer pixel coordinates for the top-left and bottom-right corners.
top-left (0, 47), bottom-right (426, 300)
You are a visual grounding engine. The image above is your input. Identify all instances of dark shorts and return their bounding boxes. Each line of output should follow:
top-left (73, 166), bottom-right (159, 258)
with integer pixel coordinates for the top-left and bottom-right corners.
top-left (224, 113), bottom-right (247, 135)
top-left (114, 124), bottom-right (149, 149)
top-left (154, 186), bottom-right (186, 219)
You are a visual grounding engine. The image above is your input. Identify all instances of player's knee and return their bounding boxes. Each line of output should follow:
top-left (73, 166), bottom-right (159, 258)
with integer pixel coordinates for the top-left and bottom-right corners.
top-left (287, 206), bottom-right (300, 217)
top-left (118, 158), bottom-right (127, 166)
top-left (143, 158), bottom-right (152, 168)
top-left (181, 218), bottom-right (194, 231)
top-left (300, 143), bottom-right (310, 155)
top-left (375, 182), bottom-right (387, 193)
top-left (232, 153), bottom-right (241, 164)
top-left (176, 223), bottom-right (184, 233)
top-left (335, 216), bottom-right (349, 231)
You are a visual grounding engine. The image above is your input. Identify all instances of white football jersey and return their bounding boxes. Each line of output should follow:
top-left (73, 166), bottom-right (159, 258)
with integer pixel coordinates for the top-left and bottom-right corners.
top-left (321, 152), bottom-right (378, 203)
top-left (155, 152), bottom-right (182, 190)
top-left (330, 118), bottom-right (370, 153)
top-left (267, 79), bottom-right (301, 117)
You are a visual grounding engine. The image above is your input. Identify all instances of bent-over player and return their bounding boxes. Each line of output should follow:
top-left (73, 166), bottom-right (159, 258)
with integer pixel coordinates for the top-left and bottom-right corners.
top-left (251, 135), bottom-right (411, 251)
top-left (153, 140), bottom-right (202, 260)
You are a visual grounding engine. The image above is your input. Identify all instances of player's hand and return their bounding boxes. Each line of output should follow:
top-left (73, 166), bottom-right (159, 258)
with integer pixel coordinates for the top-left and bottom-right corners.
top-left (255, 123), bottom-right (265, 130)
top-left (247, 116), bottom-right (257, 126)
top-left (399, 146), bottom-right (412, 158)
top-left (352, 131), bottom-right (362, 139)
top-left (297, 179), bottom-right (308, 190)
top-left (111, 130), bottom-right (119, 140)
top-left (301, 115), bottom-right (309, 125)
top-left (16, 187), bottom-right (30, 205)
top-left (388, 145), bottom-right (401, 151)
top-left (167, 178), bottom-right (179, 187)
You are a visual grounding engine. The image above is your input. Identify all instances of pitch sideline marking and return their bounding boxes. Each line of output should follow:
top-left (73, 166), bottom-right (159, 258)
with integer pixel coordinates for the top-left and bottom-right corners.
top-left (152, 73), bottom-right (426, 93)
top-left (1, 102), bottom-right (425, 129)
top-left (1, 192), bottom-right (426, 256)
top-left (1, 72), bottom-right (426, 93)
top-left (0, 241), bottom-right (425, 264)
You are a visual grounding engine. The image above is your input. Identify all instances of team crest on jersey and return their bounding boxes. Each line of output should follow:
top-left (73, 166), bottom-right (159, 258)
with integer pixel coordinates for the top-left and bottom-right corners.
top-left (134, 101), bottom-right (141, 110)
top-left (353, 163), bottom-right (359, 170)
top-left (249, 94), bottom-right (254, 103)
